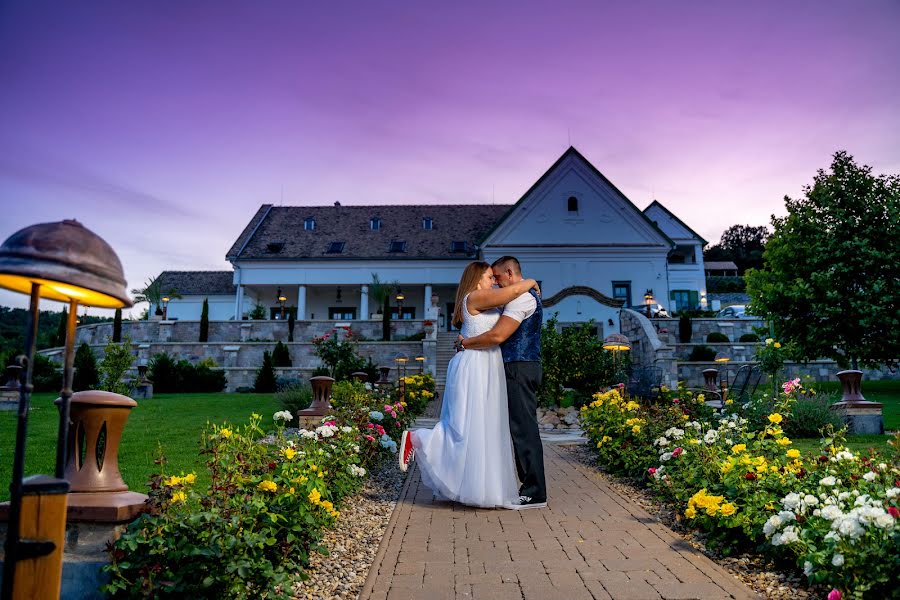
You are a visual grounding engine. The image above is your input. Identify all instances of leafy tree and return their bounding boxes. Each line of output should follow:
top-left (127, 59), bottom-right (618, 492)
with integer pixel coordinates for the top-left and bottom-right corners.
top-left (254, 351), bottom-right (277, 393)
top-left (113, 308), bottom-right (122, 342)
top-left (73, 342), bottom-right (99, 391)
top-left (99, 336), bottom-right (135, 395)
top-left (369, 273), bottom-right (399, 341)
top-left (705, 224), bottom-right (769, 273)
top-left (539, 314), bottom-right (617, 407)
top-left (745, 151), bottom-right (900, 369)
top-left (199, 298), bottom-right (209, 342)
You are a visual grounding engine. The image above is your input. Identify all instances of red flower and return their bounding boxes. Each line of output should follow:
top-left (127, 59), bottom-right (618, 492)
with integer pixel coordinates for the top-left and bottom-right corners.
top-left (672, 447), bottom-right (683, 458)
top-left (819, 455), bottom-right (829, 463)
top-left (672, 398), bottom-right (680, 404)
top-left (796, 469), bottom-right (807, 479)
top-left (888, 506), bottom-right (900, 519)
top-left (827, 589), bottom-right (842, 600)
top-left (648, 467), bottom-right (657, 475)
top-left (745, 472), bottom-right (757, 481)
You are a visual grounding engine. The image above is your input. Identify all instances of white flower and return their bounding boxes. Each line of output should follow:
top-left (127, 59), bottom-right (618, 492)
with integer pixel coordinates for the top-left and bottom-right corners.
top-left (348, 465), bottom-right (367, 477)
top-left (838, 491), bottom-right (852, 501)
top-left (819, 476), bottom-right (837, 486)
top-left (803, 494), bottom-right (819, 507)
top-left (273, 410), bottom-right (293, 422)
top-left (782, 493), bottom-right (802, 511)
top-left (364, 382), bottom-right (373, 390)
top-left (812, 509), bottom-right (821, 517)
top-left (803, 561), bottom-right (814, 576)
top-left (824, 531), bottom-right (841, 542)
top-left (877, 462), bottom-right (887, 471)
top-left (352, 444), bottom-right (360, 453)
top-left (834, 450), bottom-right (855, 462)
top-left (886, 488), bottom-right (900, 499)
top-left (704, 430), bottom-right (719, 444)
top-left (772, 525), bottom-right (799, 546)
top-left (834, 515), bottom-right (865, 539)
top-left (299, 429), bottom-right (317, 439)
top-left (664, 427), bottom-right (685, 440)
top-left (765, 338), bottom-right (774, 345)
top-left (655, 437), bottom-right (670, 447)
top-left (831, 553), bottom-right (844, 567)
top-left (763, 515), bottom-right (783, 536)
top-left (874, 513), bottom-right (895, 529)
top-left (725, 438), bottom-right (734, 446)
top-left (820, 505), bottom-right (843, 521)
top-left (340, 426), bottom-right (353, 433)
top-left (660, 452), bottom-right (673, 462)
top-left (778, 511), bottom-right (797, 523)
top-left (862, 471), bottom-right (877, 482)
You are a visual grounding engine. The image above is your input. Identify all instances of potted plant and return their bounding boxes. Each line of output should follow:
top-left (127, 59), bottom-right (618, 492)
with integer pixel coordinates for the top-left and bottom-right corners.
top-left (423, 319), bottom-right (434, 334)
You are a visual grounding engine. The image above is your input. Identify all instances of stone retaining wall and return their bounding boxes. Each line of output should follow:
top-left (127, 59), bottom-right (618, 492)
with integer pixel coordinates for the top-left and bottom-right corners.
top-left (620, 309), bottom-right (678, 387)
top-left (678, 361), bottom-right (900, 389)
top-left (652, 317), bottom-right (766, 345)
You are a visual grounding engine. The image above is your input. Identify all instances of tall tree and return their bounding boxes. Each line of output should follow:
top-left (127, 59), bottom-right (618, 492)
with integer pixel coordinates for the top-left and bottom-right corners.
top-left (745, 151), bottom-right (900, 369)
top-left (199, 298), bottom-right (209, 342)
top-left (705, 224), bottom-right (769, 273)
top-left (54, 307), bottom-right (68, 347)
top-left (113, 308), bottom-right (122, 342)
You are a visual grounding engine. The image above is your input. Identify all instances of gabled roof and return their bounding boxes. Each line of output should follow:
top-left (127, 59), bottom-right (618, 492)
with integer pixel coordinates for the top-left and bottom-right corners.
top-left (227, 204), bottom-right (511, 261)
top-left (479, 146), bottom-right (674, 247)
top-left (154, 271), bottom-right (235, 296)
top-left (704, 261), bottom-right (738, 271)
top-left (643, 200), bottom-right (708, 246)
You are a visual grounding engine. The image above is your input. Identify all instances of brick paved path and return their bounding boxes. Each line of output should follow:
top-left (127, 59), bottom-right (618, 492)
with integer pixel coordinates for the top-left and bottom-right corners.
top-left (359, 445), bottom-right (758, 600)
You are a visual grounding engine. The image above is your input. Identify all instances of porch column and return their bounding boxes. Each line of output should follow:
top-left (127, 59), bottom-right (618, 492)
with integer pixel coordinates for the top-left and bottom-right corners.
top-left (234, 285), bottom-right (245, 320)
top-left (297, 285), bottom-right (307, 320)
top-left (360, 285), bottom-right (369, 320)
top-left (424, 284), bottom-right (432, 320)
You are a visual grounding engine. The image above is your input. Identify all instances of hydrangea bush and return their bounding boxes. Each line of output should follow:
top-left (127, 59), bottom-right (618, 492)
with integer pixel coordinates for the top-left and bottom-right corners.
top-left (580, 382), bottom-right (900, 599)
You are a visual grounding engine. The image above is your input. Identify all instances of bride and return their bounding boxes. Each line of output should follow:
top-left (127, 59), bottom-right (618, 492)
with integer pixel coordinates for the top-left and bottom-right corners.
top-left (398, 261), bottom-right (539, 508)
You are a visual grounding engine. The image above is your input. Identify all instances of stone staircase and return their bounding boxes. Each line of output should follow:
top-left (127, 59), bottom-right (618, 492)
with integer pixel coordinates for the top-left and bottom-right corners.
top-left (423, 331), bottom-right (458, 418)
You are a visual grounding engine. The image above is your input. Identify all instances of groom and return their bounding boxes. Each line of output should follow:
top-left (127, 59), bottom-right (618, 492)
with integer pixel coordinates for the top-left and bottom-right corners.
top-left (458, 256), bottom-right (546, 509)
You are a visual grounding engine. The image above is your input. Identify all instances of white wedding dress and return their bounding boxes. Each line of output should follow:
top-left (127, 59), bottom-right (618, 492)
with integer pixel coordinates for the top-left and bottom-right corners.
top-left (411, 294), bottom-right (520, 508)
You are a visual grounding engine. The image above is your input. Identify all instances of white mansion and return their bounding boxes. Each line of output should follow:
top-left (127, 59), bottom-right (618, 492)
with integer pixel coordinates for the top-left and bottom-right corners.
top-left (154, 147), bottom-right (708, 334)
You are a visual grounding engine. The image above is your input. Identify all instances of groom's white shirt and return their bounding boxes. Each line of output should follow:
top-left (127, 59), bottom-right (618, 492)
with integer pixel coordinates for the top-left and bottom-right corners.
top-left (502, 292), bottom-right (536, 323)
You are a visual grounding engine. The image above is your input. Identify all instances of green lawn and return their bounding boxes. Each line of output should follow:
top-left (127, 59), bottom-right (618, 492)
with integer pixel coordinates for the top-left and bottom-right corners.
top-left (812, 379), bottom-right (900, 431)
top-left (1, 393), bottom-right (280, 502)
top-left (794, 435), bottom-right (893, 456)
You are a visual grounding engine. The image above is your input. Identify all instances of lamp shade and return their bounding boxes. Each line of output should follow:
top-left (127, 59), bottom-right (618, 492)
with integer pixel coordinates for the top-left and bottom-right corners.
top-left (602, 333), bottom-right (632, 352)
top-left (0, 220), bottom-right (131, 308)
top-left (714, 352), bottom-right (732, 363)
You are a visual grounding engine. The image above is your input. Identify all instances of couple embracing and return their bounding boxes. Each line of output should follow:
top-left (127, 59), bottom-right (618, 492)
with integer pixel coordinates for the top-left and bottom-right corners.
top-left (399, 256), bottom-right (547, 510)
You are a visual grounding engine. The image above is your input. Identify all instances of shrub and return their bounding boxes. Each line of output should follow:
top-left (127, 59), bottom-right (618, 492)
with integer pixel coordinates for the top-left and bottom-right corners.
top-left (149, 353), bottom-right (179, 393)
top-left (112, 309), bottom-right (122, 343)
top-left (706, 331), bottom-right (730, 343)
top-left (678, 315), bottom-right (692, 343)
top-left (32, 353), bottom-right (62, 392)
top-left (539, 314), bottom-right (617, 407)
top-left (399, 373), bottom-right (436, 417)
top-left (783, 393), bottom-right (845, 438)
top-left (249, 303), bottom-right (266, 320)
top-left (687, 345), bottom-right (717, 361)
top-left (275, 383), bottom-right (312, 423)
top-left (311, 330), bottom-right (365, 381)
top-left (199, 298), bottom-right (209, 342)
top-left (73, 343), bottom-right (99, 391)
top-left (705, 276), bottom-right (745, 293)
top-left (99, 337), bottom-right (134, 395)
top-left (254, 351), bottom-right (277, 393)
top-left (272, 341), bottom-right (292, 367)
top-left (287, 309), bottom-right (295, 342)
top-left (739, 333), bottom-right (760, 342)
top-left (149, 352), bottom-right (226, 393)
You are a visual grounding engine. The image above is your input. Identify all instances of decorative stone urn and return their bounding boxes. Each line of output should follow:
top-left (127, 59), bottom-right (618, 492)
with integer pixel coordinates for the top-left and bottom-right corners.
top-left (701, 368), bottom-right (719, 392)
top-left (830, 370), bottom-right (883, 435)
top-left (351, 371), bottom-right (369, 383)
top-left (297, 376), bottom-right (335, 427)
top-left (377, 366), bottom-right (391, 384)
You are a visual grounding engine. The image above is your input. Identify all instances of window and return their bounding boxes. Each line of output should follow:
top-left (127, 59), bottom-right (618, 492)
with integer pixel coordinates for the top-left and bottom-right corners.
top-left (567, 196), bottom-right (578, 212)
top-left (391, 307), bottom-right (416, 320)
top-left (612, 281), bottom-right (632, 307)
top-left (370, 217), bottom-right (381, 230)
top-left (326, 241), bottom-right (345, 254)
top-left (328, 307), bottom-right (357, 320)
top-left (451, 240), bottom-right (467, 253)
top-left (266, 242), bottom-right (284, 253)
top-left (389, 240), bottom-right (407, 253)
top-left (668, 245), bottom-right (697, 264)
top-left (670, 290), bottom-right (698, 311)
top-left (304, 217), bottom-right (316, 231)
top-left (422, 217), bottom-right (433, 230)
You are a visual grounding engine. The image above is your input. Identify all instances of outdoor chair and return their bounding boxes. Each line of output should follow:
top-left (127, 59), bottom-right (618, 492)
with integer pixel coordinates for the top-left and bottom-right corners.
top-left (729, 365), bottom-right (763, 403)
top-left (625, 366), bottom-right (663, 401)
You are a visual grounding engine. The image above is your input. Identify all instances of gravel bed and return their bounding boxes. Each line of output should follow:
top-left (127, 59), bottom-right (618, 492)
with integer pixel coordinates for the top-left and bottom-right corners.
top-left (291, 458), bottom-right (406, 599)
top-left (563, 444), bottom-right (828, 600)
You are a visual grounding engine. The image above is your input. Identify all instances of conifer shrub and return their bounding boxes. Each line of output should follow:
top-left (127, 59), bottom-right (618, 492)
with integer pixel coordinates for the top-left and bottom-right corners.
top-left (73, 342), bottom-right (99, 391)
top-left (199, 298), bottom-right (209, 342)
top-left (272, 341), bottom-right (292, 367)
top-left (254, 350), bottom-right (277, 393)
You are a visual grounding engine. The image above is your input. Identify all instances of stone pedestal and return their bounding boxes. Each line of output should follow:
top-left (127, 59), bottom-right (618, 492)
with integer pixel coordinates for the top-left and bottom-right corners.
top-left (158, 320), bottom-right (174, 342)
top-left (830, 370), bottom-right (884, 435)
top-left (131, 382), bottom-right (153, 400)
top-left (240, 323), bottom-right (253, 342)
top-left (702, 368), bottom-right (719, 392)
top-left (297, 376), bottom-right (334, 428)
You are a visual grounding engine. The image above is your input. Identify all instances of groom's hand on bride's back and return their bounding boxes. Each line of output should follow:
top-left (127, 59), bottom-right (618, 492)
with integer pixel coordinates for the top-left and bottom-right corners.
top-left (454, 334), bottom-right (464, 352)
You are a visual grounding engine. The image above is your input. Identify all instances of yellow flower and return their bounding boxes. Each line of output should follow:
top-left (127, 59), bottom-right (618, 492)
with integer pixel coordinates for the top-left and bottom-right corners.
top-left (725, 399), bottom-right (733, 405)
top-left (786, 449), bottom-right (801, 459)
top-left (776, 437), bottom-right (792, 446)
top-left (171, 490), bottom-right (187, 503)
top-left (309, 464), bottom-right (317, 472)
top-left (719, 503), bottom-right (737, 517)
top-left (330, 510), bottom-right (340, 518)
top-left (720, 461), bottom-right (733, 474)
top-left (251, 413), bottom-right (261, 419)
top-left (625, 401), bottom-right (640, 411)
top-left (774, 342), bottom-right (781, 348)
top-left (688, 438), bottom-right (700, 445)
top-left (631, 425), bottom-right (641, 434)
top-left (685, 506), bottom-right (696, 519)
top-left (706, 505), bottom-right (719, 516)
top-left (164, 475), bottom-right (183, 487)
top-left (767, 413), bottom-right (783, 424)
top-left (183, 473), bottom-right (196, 484)
top-left (681, 414), bottom-right (689, 421)
top-left (288, 487), bottom-right (295, 495)
top-left (257, 480), bottom-right (278, 493)
top-left (731, 444), bottom-right (746, 454)
top-left (282, 447), bottom-right (297, 460)
top-left (765, 503), bottom-right (775, 510)
top-left (308, 488), bottom-right (321, 504)
top-left (220, 428), bottom-right (233, 438)
top-left (321, 500), bottom-right (334, 511)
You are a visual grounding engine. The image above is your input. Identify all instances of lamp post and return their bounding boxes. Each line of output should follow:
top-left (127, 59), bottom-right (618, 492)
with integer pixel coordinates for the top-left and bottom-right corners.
top-left (277, 287), bottom-right (286, 320)
top-left (395, 288), bottom-right (404, 320)
top-left (415, 355), bottom-right (425, 374)
top-left (602, 333), bottom-right (632, 386)
top-left (0, 219), bottom-right (131, 600)
top-left (161, 296), bottom-right (170, 320)
top-left (714, 352), bottom-right (732, 402)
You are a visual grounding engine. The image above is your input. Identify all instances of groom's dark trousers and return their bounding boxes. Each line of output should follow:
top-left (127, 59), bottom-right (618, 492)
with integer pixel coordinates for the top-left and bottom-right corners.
top-left (505, 361), bottom-right (546, 502)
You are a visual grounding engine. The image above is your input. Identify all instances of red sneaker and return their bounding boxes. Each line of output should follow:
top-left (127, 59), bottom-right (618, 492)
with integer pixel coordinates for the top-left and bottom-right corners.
top-left (399, 430), bottom-right (415, 472)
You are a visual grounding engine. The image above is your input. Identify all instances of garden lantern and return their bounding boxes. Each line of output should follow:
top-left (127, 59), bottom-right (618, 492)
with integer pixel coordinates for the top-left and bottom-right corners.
top-left (161, 295), bottom-right (170, 320)
top-left (277, 287), bottom-right (286, 319)
top-left (602, 333), bottom-right (631, 384)
top-left (394, 353), bottom-right (409, 379)
top-left (714, 352), bottom-right (731, 399)
top-left (0, 219), bottom-right (131, 600)
top-left (415, 355), bottom-right (425, 373)
top-left (395, 288), bottom-right (404, 319)
top-left (643, 289), bottom-right (654, 304)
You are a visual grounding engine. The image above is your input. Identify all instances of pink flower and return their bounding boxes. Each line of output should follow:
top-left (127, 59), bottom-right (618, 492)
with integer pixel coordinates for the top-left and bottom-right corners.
top-left (366, 423), bottom-right (375, 429)
top-left (648, 467), bottom-right (657, 475)
top-left (889, 506), bottom-right (900, 518)
top-left (672, 447), bottom-right (683, 458)
top-left (324, 420), bottom-right (336, 427)
top-left (365, 434), bottom-right (375, 442)
top-left (827, 589), bottom-right (842, 600)
top-left (616, 383), bottom-right (625, 388)
top-left (672, 398), bottom-right (680, 404)
top-left (384, 405), bottom-right (392, 411)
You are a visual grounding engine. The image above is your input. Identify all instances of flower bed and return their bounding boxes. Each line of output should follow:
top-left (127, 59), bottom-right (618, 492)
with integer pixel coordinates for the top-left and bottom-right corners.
top-left (580, 383), bottom-right (900, 599)
top-left (103, 381), bottom-right (423, 599)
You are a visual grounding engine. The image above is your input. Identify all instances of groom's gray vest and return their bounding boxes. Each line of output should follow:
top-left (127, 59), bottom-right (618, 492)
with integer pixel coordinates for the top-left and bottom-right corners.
top-left (500, 289), bottom-right (542, 363)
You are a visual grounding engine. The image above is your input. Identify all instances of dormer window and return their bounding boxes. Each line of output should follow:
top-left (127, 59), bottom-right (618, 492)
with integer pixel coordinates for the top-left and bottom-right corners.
top-left (389, 240), bottom-right (407, 253)
top-left (567, 196), bottom-right (578, 212)
top-left (266, 242), bottom-right (284, 254)
top-left (451, 240), bottom-right (467, 253)
top-left (370, 217), bottom-right (381, 230)
top-left (327, 241), bottom-right (345, 254)
top-left (422, 217), bottom-right (433, 230)
top-left (304, 217), bottom-right (316, 231)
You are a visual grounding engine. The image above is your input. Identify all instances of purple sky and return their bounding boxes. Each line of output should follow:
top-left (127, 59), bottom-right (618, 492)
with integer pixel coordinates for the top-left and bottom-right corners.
top-left (2, 0), bottom-right (899, 315)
